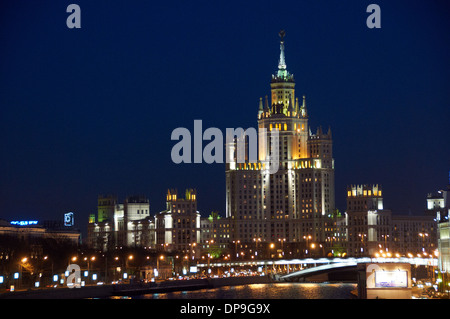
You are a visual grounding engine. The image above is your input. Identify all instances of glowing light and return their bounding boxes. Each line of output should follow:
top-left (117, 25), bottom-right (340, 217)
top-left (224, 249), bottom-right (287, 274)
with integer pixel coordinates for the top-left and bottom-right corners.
top-left (10, 220), bottom-right (38, 226)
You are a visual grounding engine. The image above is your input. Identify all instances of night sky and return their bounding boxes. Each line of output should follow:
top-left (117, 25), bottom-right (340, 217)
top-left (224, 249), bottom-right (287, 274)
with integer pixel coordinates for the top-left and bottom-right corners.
top-left (1, 1), bottom-right (449, 237)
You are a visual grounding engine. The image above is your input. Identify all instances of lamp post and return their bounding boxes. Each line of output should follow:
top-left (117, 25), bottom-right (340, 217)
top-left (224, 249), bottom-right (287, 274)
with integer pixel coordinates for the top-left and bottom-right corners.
top-left (43, 256), bottom-right (53, 284)
top-left (103, 254), bottom-right (108, 284)
top-left (419, 233), bottom-right (428, 253)
top-left (358, 233), bottom-right (367, 256)
top-left (83, 256), bottom-right (95, 284)
top-left (269, 243), bottom-right (275, 259)
top-left (381, 234), bottom-right (389, 252)
top-left (19, 257), bottom-right (27, 289)
top-left (190, 242), bottom-right (197, 261)
top-left (206, 240), bottom-right (214, 274)
top-left (253, 237), bottom-right (261, 259)
top-left (303, 235), bottom-right (311, 256)
top-left (233, 240), bottom-right (240, 260)
top-left (319, 244), bottom-right (325, 257)
top-left (126, 255), bottom-right (133, 278)
top-left (114, 256), bottom-right (120, 281)
top-left (157, 255), bottom-right (164, 279)
top-left (278, 238), bottom-right (286, 257)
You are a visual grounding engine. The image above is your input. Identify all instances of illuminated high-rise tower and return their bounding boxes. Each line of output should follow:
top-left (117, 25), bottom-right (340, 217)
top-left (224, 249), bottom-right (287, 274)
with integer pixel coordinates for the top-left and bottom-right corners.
top-left (225, 31), bottom-right (336, 257)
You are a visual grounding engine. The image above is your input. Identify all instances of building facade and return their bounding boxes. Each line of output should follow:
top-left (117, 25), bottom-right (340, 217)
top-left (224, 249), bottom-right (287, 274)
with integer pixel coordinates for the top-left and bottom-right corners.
top-left (155, 189), bottom-right (201, 256)
top-left (200, 212), bottom-right (231, 253)
top-left (225, 31), bottom-right (335, 256)
top-left (428, 175), bottom-right (450, 272)
top-left (391, 215), bottom-right (437, 257)
top-left (0, 217), bottom-right (81, 264)
top-left (87, 194), bottom-right (155, 251)
top-left (345, 184), bottom-right (391, 257)
top-left (343, 184), bottom-right (437, 258)
top-left (0, 218), bottom-right (80, 245)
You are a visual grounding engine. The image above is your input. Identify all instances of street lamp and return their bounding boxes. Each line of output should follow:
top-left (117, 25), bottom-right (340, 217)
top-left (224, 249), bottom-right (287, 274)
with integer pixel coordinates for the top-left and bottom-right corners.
top-left (253, 237), bottom-right (261, 259)
top-left (19, 257), bottom-right (28, 289)
top-left (233, 240), bottom-right (240, 259)
top-left (303, 235), bottom-right (311, 255)
top-left (157, 255), bottom-right (165, 279)
top-left (278, 238), bottom-right (286, 257)
top-left (126, 255), bottom-right (133, 276)
top-left (84, 256), bottom-right (95, 277)
top-left (381, 234), bottom-right (389, 252)
top-left (191, 242), bottom-right (197, 260)
top-left (419, 233), bottom-right (428, 253)
top-left (358, 233), bottom-right (367, 256)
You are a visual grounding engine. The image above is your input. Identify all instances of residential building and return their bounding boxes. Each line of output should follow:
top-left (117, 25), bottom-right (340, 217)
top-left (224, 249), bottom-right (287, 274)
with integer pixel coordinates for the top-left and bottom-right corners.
top-left (87, 194), bottom-right (154, 251)
top-left (429, 174), bottom-right (450, 272)
top-left (343, 184), bottom-right (438, 258)
top-left (345, 184), bottom-right (391, 257)
top-left (200, 212), bottom-right (231, 255)
top-left (391, 215), bottom-right (437, 257)
top-left (225, 31), bottom-right (335, 256)
top-left (155, 189), bottom-right (201, 257)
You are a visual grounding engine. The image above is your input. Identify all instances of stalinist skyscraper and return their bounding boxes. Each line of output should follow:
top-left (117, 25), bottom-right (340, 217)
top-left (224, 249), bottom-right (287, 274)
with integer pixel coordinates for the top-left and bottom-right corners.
top-left (225, 31), bottom-right (336, 257)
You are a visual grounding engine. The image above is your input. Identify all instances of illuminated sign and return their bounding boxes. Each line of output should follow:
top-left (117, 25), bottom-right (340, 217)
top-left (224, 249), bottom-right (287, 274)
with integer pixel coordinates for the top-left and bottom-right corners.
top-left (375, 271), bottom-right (408, 288)
top-left (64, 212), bottom-right (74, 227)
top-left (10, 220), bottom-right (38, 226)
top-left (189, 266), bottom-right (198, 273)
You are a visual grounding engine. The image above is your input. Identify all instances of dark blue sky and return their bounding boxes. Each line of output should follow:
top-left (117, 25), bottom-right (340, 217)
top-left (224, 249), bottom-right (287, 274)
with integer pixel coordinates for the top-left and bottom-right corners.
top-left (1, 1), bottom-right (449, 235)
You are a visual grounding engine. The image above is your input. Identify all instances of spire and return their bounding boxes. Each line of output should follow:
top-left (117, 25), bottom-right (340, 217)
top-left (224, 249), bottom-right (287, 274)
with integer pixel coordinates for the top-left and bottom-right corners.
top-left (327, 126), bottom-right (332, 138)
top-left (287, 94), bottom-right (294, 113)
top-left (278, 30), bottom-right (287, 70)
top-left (317, 126), bottom-right (323, 136)
top-left (273, 30), bottom-right (294, 82)
top-left (264, 95), bottom-right (269, 112)
top-left (301, 95), bottom-right (308, 117)
top-left (258, 97), bottom-right (263, 117)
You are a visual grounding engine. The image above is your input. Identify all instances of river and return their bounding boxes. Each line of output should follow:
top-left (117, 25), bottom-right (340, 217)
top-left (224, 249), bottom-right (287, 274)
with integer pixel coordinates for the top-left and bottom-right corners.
top-left (125, 282), bottom-right (357, 299)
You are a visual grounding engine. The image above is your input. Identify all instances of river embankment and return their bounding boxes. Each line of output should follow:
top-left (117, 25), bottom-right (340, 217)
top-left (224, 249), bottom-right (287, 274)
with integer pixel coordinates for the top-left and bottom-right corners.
top-left (0, 275), bottom-right (272, 299)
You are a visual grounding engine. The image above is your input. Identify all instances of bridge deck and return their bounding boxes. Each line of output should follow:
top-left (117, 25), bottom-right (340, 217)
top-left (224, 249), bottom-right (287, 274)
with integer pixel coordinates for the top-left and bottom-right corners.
top-left (281, 262), bottom-right (357, 280)
top-left (196, 257), bottom-right (437, 268)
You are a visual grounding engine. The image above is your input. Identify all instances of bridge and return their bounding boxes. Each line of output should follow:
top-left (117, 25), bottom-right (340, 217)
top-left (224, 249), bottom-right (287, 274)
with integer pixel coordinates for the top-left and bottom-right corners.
top-left (278, 262), bottom-right (358, 282)
top-left (196, 257), bottom-right (437, 282)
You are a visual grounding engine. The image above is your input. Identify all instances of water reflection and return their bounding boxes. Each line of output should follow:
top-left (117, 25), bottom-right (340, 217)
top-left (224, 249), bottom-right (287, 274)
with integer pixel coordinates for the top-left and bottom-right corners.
top-left (134, 283), bottom-right (356, 299)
